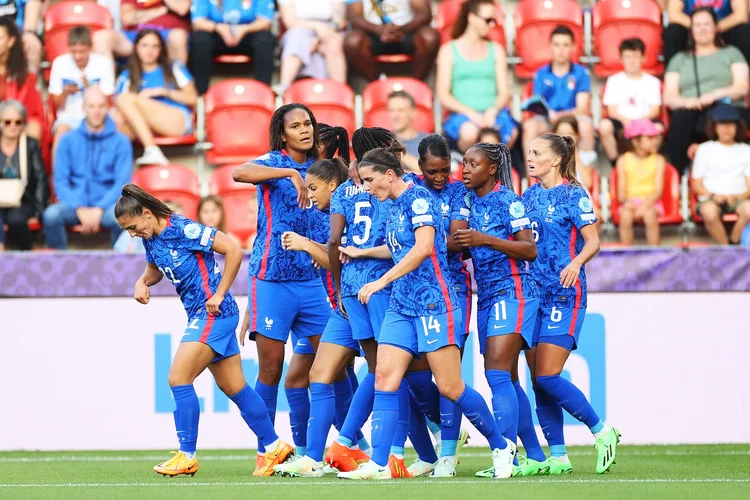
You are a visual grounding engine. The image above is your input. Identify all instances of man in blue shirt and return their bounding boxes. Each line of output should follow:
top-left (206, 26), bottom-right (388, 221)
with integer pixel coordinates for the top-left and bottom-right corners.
top-left (523, 26), bottom-right (596, 175)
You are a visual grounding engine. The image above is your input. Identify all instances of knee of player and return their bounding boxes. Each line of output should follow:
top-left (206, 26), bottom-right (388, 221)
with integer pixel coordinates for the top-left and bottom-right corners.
top-left (258, 361), bottom-right (284, 385)
top-left (168, 371), bottom-right (194, 387)
top-left (436, 379), bottom-right (464, 402)
top-left (373, 369), bottom-right (401, 392)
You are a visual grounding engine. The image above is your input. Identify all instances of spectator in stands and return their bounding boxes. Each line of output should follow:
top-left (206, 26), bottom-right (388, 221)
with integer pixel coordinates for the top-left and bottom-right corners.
top-left (599, 38), bottom-right (663, 163)
top-left (477, 127), bottom-right (500, 145)
top-left (436, 0), bottom-right (516, 154)
top-left (44, 87), bottom-right (132, 250)
top-left (387, 90), bottom-right (426, 172)
top-left (114, 29), bottom-right (197, 166)
top-left (0, 100), bottom-right (47, 251)
top-left (664, 0), bottom-right (750, 67)
top-left (197, 194), bottom-right (246, 247)
top-left (663, 7), bottom-right (750, 175)
top-left (189, 0), bottom-right (275, 95)
top-left (118, 0), bottom-right (191, 64)
top-left (49, 26), bottom-right (115, 158)
top-left (92, 0), bottom-right (142, 61)
top-left (553, 116), bottom-right (595, 194)
top-left (113, 199), bottom-right (182, 252)
top-left (275, 0), bottom-right (347, 96)
top-left (523, 25), bottom-right (596, 172)
top-left (0, 0), bottom-right (42, 73)
top-left (691, 103), bottom-right (750, 244)
top-left (344, 0), bottom-right (439, 81)
top-left (0, 19), bottom-right (42, 141)
top-left (616, 119), bottom-right (666, 246)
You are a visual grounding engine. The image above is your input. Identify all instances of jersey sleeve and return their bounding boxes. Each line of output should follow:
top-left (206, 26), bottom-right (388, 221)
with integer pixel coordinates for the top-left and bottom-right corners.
top-left (330, 185), bottom-right (347, 216)
top-left (408, 191), bottom-right (437, 230)
top-left (191, 0), bottom-right (210, 20)
top-left (450, 184), bottom-right (470, 222)
top-left (173, 62), bottom-right (194, 88)
top-left (496, 192), bottom-right (532, 234)
top-left (569, 187), bottom-right (598, 231)
top-left (576, 66), bottom-right (592, 94)
top-left (145, 248), bottom-right (156, 265)
top-left (171, 220), bottom-right (218, 252)
top-left (115, 71), bottom-right (131, 95)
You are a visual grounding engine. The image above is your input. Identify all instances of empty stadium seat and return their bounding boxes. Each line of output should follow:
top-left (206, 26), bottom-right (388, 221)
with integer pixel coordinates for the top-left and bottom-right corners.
top-left (209, 165), bottom-right (258, 243)
top-left (436, 0), bottom-right (506, 46)
top-left (610, 162), bottom-right (683, 225)
top-left (204, 79), bottom-right (275, 165)
top-left (284, 79), bottom-right (356, 137)
top-left (513, 0), bottom-right (584, 79)
top-left (362, 78), bottom-right (434, 133)
top-left (592, 0), bottom-right (664, 78)
top-left (131, 165), bottom-right (201, 220)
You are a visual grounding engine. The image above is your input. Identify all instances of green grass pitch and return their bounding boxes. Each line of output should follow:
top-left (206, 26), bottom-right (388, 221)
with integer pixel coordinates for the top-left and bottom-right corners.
top-left (1, 445), bottom-right (748, 500)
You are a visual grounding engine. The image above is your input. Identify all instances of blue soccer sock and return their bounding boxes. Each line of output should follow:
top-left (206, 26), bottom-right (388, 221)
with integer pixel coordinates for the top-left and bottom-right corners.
top-left (347, 365), bottom-right (359, 392)
top-left (513, 381), bottom-right (546, 462)
top-left (533, 383), bottom-right (566, 457)
top-left (455, 384), bottom-right (506, 450)
top-left (486, 370), bottom-right (519, 445)
top-left (285, 387), bottom-right (310, 455)
top-left (337, 372), bottom-right (375, 447)
top-left (389, 380), bottom-right (411, 457)
top-left (406, 370), bottom-right (441, 426)
top-left (306, 383), bottom-right (336, 462)
top-left (229, 385), bottom-right (279, 451)
top-left (371, 390), bottom-right (400, 467)
top-left (254, 380), bottom-right (278, 454)
top-left (408, 393), bottom-right (438, 463)
top-left (171, 384), bottom-right (200, 455)
top-left (536, 375), bottom-right (602, 431)
top-left (333, 378), bottom-right (354, 432)
top-left (439, 395), bottom-right (461, 457)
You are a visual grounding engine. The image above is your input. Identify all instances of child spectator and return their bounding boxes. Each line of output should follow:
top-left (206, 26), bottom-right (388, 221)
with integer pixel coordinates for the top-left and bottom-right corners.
top-left (599, 38), bottom-right (663, 163)
top-left (114, 29), bottom-right (198, 166)
top-left (691, 103), bottom-right (750, 244)
top-left (197, 194), bottom-right (244, 248)
top-left (387, 90), bottom-right (426, 172)
top-left (119, 0), bottom-right (190, 63)
top-left (477, 127), bottom-right (501, 144)
top-left (616, 119), bottom-right (666, 246)
top-left (523, 25), bottom-right (596, 171)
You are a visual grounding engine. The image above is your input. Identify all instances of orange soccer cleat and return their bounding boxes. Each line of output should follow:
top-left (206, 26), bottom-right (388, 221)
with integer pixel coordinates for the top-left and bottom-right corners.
top-left (153, 451), bottom-right (199, 477)
top-left (253, 441), bottom-right (294, 477)
top-left (387, 455), bottom-right (414, 479)
top-left (324, 441), bottom-right (371, 472)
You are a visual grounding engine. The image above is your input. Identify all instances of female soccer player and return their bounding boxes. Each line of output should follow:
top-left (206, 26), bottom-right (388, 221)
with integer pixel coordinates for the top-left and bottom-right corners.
top-left (233, 103), bottom-right (330, 472)
top-left (455, 143), bottom-right (547, 478)
top-left (318, 123), bottom-right (351, 164)
top-left (523, 133), bottom-right (620, 474)
top-left (337, 145), bottom-right (516, 480)
top-left (115, 184), bottom-right (292, 477)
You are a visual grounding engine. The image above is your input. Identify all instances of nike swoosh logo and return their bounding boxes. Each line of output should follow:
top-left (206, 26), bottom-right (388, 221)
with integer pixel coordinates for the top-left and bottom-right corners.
top-left (427, 339), bottom-right (439, 344)
top-left (547, 325), bottom-right (560, 330)
top-left (493, 325), bottom-right (506, 329)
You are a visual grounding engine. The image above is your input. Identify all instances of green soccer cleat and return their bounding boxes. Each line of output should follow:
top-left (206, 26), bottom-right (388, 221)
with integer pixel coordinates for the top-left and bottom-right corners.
top-left (545, 456), bottom-right (573, 475)
top-left (475, 465), bottom-right (494, 478)
top-left (516, 455), bottom-right (550, 476)
top-left (595, 427), bottom-right (621, 473)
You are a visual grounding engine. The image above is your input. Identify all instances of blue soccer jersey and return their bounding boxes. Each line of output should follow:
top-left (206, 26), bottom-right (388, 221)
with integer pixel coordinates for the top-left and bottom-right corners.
top-left (406, 174), bottom-right (472, 298)
top-left (385, 184), bottom-right (458, 317)
top-left (329, 179), bottom-right (393, 298)
top-left (522, 183), bottom-right (597, 308)
top-left (532, 63), bottom-right (591, 112)
top-left (468, 183), bottom-right (538, 310)
top-left (308, 207), bottom-right (337, 307)
top-left (143, 215), bottom-right (239, 320)
top-left (248, 150), bottom-right (318, 282)
top-left (115, 62), bottom-right (194, 115)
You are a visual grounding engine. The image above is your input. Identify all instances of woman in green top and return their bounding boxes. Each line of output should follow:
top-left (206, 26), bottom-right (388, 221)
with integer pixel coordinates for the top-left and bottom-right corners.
top-left (436, 0), bottom-right (517, 154)
top-left (664, 7), bottom-right (750, 174)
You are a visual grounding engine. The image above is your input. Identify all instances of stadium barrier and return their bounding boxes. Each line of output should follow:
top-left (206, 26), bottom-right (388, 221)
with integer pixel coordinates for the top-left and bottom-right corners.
top-left (2, 248), bottom-right (749, 450)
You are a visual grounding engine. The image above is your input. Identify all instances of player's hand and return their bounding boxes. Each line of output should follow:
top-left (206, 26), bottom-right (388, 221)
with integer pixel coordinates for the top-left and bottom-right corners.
top-left (206, 292), bottom-right (224, 316)
top-left (358, 278), bottom-right (387, 304)
top-left (348, 160), bottom-right (362, 184)
top-left (134, 279), bottom-right (150, 304)
top-left (281, 231), bottom-right (310, 252)
top-left (239, 306), bottom-right (250, 346)
top-left (560, 260), bottom-right (581, 289)
top-left (339, 245), bottom-right (364, 260)
top-left (289, 170), bottom-right (309, 209)
top-left (453, 228), bottom-right (484, 247)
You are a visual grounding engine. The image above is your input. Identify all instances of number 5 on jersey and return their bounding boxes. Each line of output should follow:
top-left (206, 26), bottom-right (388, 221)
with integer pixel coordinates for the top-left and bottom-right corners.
top-left (352, 201), bottom-right (372, 244)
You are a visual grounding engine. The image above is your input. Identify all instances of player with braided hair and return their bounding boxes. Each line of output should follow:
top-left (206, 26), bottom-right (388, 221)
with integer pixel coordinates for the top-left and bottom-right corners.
top-left (319, 123), bottom-right (351, 164)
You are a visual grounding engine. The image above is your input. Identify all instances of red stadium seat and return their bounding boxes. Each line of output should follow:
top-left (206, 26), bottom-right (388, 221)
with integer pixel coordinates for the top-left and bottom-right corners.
top-left (513, 0), bottom-right (584, 79)
top-left (436, 0), bottom-right (506, 46)
top-left (284, 79), bottom-right (356, 137)
top-left (610, 162), bottom-right (683, 225)
top-left (131, 165), bottom-right (201, 220)
top-left (362, 78), bottom-right (434, 133)
top-left (521, 80), bottom-right (534, 122)
top-left (204, 79), bottom-right (275, 165)
top-left (43, 2), bottom-right (113, 80)
top-left (209, 165), bottom-right (257, 243)
top-left (214, 55), bottom-right (252, 64)
top-left (592, 0), bottom-right (664, 78)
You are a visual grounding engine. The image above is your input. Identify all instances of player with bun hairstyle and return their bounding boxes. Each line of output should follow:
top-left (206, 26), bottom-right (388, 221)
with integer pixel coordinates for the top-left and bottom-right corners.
top-left (318, 123), bottom-right (351, 164)
top-left (115, 184), bottom-right (292, 477)
top-left (523, 133), bottom-right (620, 475)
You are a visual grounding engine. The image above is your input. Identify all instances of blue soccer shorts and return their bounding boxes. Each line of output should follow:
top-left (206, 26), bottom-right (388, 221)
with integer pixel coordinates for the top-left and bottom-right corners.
top-left (320, 310), bottom-right (360, 351)
top-left (183, 314), bottom-right (240, 363)
top-left (342, 293), bottom-right (390, 342)
top-left (532, 305), bottom-right (586, 351)
top-left (292, 334), bottom-right (316, 355)
top-left (378, 309), bottom-right (464, 357)
top-left (248, 277), bottom-right (330, 343)
top-left (477, 297), bottom-right (539, 354)
top-left (457, 285), bottom-right (472, 346)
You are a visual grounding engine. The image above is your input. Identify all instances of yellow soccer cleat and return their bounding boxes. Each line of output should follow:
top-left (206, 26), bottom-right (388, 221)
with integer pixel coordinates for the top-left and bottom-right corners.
top-left (253, 441), bottom-right (295, 477)
top-left (153, 451), bottom-right (199, 477)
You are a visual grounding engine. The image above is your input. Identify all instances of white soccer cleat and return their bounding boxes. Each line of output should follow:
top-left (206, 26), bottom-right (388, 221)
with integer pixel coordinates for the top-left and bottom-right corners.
top-left (273, 455), bottom-right (324, 477)
top-left (491, 438), bottom-right (517, 479)
top-left (430, 456), bottom-right (457, 477)
top-left (322, 463), bottom-right (339, 474)
top-left (337, 460), bottom-right (390, 480)
top-left (407, 458), bottom-right (437, 477)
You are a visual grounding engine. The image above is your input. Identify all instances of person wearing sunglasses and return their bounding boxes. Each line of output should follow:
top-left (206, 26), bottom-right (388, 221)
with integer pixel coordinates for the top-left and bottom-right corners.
top-left (436, 0), bottom-right (518, 155)
top-left (0, 99), bottom-right (48, 251)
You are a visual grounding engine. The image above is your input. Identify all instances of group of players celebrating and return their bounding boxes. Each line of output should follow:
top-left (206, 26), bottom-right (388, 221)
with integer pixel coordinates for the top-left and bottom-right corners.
top-left (114, 103), bottom-right (620, 481)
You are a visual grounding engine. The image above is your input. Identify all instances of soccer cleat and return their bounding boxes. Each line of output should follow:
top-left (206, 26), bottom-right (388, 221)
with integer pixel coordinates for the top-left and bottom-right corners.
top-left (325, 441), bottom-right (370, 473)
top-left (407, 458), bottom-right (437, 477)
top-left (545, 456), bottom-right (573, 475)
top-left (595, 427), bottom-right (621, 473)
top-left (273, 455), bottom-right (325, 478)
top-left (337, 460), bottom-right (391, 480)
top-left (153, 451), bottom-right (198, 477)
top-left (431, 456), bottom-right (457, 477)
top-left (253, 441), bottom-right (294, 477)
top-left (252, 453), bottom-right (264, 475)
top-left (387, 455), bottom-right (414, 478)
top-left (516, 455), bottom-right (550, 476)
top-left (491, 438), bottom-right (517, 479)
top-left (322, 464), bottom-right (339, 474)
top-left (455, 428), bottom-right (470, 464)
top-left (474, 465), bottom-right (494, 478)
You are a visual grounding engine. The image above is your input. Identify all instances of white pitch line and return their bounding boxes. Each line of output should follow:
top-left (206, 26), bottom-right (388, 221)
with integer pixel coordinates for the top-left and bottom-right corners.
top-left (1, 479), bottom-right (749, 488)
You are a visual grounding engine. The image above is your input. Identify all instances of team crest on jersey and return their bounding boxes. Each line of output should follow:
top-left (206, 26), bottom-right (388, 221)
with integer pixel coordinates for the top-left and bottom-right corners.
top-left (509, 201), bottom-right (525, 218)
top-left (464, 192), bottom-right (472, 209)
top-left (578, 197), bottom-right (594, 213)
top-left (412, 198), bottom-right (429, 215)
top-left (441, 202), bottom-right (450, 215)
top-left (482, 212), bottom-right (491, 231)
top-left (183, 223), bottom-right (201, 239)
top-left (264, 317), bottom-right (274, 330)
